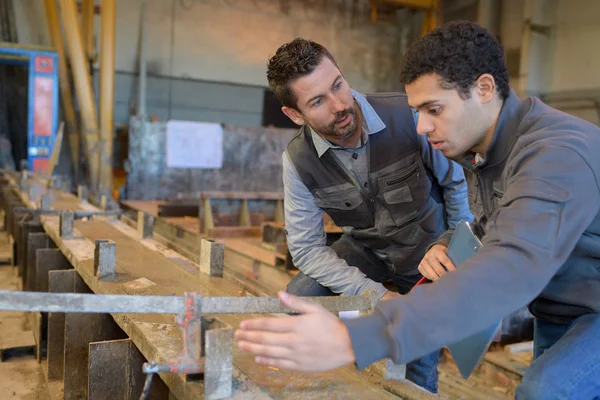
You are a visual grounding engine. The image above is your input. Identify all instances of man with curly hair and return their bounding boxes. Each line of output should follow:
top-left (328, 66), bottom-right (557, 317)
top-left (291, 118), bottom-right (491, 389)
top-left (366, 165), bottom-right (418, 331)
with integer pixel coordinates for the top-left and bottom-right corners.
top-left (256, 37), bottom-right (474, 393)
top-left (236, 22), bottom-right (600, 398)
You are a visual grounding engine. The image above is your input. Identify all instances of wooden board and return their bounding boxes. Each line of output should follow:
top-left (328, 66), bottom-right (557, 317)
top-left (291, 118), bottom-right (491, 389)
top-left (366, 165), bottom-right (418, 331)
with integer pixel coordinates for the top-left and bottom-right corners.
top-left (202, 191), bottom-right (283, 201)
top-left (40, 216), bottom-right (415, 399)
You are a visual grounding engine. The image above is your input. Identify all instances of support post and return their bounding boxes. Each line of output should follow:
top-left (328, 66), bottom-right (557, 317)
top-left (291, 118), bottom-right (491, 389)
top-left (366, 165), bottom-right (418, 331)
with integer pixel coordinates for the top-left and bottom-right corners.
top-left (44, 0), bottom-right (80, 176)
top-left (203, 318), bottom-right (233, 399)
top-left (100, 0), bottom-right (116, 195)
top-left (199, 239), bottom-right (224, 278)
top-left (239, 199), bottom-right (250, 226)
top-left (94, 239), bottom-right (116, 280)
top-left (59, 0), bottom-right (100, 190)
top-left (60, 211), bottom-right (74, 238)
top-left (137, 211), bottom-right (154, 239)
top-left (78, 185), bottom-right (88, 202)
top-left (40, 194), bottom-right (52, 210)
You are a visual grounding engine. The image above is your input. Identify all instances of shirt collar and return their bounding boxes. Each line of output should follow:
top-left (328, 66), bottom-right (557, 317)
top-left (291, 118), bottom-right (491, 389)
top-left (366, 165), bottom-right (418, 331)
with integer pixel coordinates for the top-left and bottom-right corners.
top-left (310, 89), bottom-right (386, 158)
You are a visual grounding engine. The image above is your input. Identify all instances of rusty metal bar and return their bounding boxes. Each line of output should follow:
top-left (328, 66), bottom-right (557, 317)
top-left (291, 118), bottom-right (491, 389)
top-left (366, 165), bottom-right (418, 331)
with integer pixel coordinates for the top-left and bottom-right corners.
top-left (99, 0), bottom-right (115, 195)
top-left (0, 291), bottom-right (374, 314)
top-left (44, 0), bottom-right (81, 177)
top-left (59, 0), bottom-right (100, 191)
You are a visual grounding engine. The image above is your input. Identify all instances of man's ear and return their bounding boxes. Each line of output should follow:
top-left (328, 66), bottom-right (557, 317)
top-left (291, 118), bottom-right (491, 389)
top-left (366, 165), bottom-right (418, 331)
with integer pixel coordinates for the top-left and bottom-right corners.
top-left (474, 74), bottom-right (497, 104)
top-left (282, 106), bottom-right (305, 126)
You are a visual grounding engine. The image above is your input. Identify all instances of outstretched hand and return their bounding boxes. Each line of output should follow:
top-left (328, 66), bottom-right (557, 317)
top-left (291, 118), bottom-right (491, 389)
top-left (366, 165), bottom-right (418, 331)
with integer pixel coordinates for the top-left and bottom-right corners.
top-left (235, 291), bottom-right (356, 372)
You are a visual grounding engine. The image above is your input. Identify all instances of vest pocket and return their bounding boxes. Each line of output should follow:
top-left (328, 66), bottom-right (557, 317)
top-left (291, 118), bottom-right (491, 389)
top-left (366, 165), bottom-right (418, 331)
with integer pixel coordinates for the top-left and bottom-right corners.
top-left (314, 185), bottom-right (371, 228)
top-left (377, 161), bottom-right (427, 228)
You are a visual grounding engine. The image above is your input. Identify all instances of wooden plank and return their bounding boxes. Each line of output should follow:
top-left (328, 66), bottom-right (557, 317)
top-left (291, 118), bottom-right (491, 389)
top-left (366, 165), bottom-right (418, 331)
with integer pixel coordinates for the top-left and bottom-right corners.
top-left (484, 350), bottom-right (529, 377)
top-left (39, 216), bottom-right (407, 399)
top-left (157, 203), bottom-right (199, 218)
top-left (223, 239), bottom-right (276, 266)
top-left (201, 191), bottom-right (283, 201)
top-left (206, 226), bottom-right (260, 238)
top-left (47, 270), bottom-right (77, 380)
top-left (88, 338), bottom-right (169, 400)
top-left (120, 200), bottom-right (163, 216)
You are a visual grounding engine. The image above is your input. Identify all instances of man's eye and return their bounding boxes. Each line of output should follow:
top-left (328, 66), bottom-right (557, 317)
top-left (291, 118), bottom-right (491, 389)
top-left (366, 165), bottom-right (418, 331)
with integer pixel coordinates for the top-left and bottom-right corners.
top-left (312, 99), bottom-right (322, 107)
top-left (429, 107), bottom-right (441, 115)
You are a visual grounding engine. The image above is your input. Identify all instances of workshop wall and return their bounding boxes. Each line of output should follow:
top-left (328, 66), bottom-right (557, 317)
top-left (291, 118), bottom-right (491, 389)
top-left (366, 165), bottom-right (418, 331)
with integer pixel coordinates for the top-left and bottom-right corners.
top-left (126, 117), bottom-right (298, 200)
top-left (15, 0), bottom-right (403, 127)
top-left (99, 0), bottom-right (403, 127)
top-left (13, 0), bottom-right (50, 47)
top-left (544, 0), bottom-right (600, 125)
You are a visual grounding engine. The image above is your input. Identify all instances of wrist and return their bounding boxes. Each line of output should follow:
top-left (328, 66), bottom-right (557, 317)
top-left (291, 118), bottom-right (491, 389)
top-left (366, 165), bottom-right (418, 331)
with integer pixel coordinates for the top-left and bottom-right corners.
top-left (338, 319), bottom-right (357, 365)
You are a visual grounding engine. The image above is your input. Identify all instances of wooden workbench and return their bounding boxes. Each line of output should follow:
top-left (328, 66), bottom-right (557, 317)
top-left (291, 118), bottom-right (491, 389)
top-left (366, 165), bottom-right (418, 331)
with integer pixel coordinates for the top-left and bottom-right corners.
top-left (1, 174), bottom-right (436, 400)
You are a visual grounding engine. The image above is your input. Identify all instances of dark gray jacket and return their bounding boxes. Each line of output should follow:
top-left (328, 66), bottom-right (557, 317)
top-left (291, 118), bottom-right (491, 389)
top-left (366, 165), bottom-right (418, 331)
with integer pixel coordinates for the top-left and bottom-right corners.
top-left (345, 90), bottom-right (600, 367)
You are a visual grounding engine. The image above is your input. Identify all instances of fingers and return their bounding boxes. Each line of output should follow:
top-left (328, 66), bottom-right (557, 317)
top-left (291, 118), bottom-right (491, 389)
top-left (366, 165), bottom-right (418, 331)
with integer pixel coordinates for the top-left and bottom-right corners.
top-left (237, 340), bottom-right (293, 359)
top-left (254, 356), bottom-right (299, 371)
top-left (278, 291), bottom-right (324, 314)
top-left (239, 316), bottom-right (296, 332)
top-left (418, 245), bottom-right (457, 281)
top-left (235, 330), bottom-right (293, 348)
top-left (439, 253), bottom-right (456, 271)
top-left (418, 260), bottom-right (439, 281)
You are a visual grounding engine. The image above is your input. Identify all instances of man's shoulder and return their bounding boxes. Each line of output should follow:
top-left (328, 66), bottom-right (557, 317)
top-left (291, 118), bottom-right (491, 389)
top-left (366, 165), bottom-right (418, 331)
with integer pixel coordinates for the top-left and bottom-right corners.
top-left (364, 92), bottom-right (409, 104)
top-left (362, 92), bottom-right (412, 120)
top-left (516, 99), bottom-right (600, 162)
top-left (509, 100), bottom-right (600, 183)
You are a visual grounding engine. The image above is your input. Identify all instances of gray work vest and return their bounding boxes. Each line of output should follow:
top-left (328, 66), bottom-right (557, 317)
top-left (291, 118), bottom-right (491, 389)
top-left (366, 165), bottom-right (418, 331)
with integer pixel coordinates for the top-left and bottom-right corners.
top-left (286, 93), bottom-right (447, 274)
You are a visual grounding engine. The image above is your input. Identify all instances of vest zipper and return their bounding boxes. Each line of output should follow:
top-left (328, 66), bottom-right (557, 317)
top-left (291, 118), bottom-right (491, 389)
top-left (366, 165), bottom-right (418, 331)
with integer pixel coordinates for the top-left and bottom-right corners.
top-left (386, 166), bottom-right (419, 186)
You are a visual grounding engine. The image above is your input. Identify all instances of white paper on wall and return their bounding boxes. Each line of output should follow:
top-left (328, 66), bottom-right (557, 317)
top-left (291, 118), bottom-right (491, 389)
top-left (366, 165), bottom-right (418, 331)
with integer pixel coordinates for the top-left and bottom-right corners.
top-left (166, 120), bottom-right (223, 169)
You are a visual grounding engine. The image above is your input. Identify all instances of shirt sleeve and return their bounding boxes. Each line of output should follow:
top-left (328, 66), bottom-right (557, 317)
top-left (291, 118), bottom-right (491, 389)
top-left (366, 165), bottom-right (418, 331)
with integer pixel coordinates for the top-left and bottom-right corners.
top-left (282, 152), bottom-right (388, 298)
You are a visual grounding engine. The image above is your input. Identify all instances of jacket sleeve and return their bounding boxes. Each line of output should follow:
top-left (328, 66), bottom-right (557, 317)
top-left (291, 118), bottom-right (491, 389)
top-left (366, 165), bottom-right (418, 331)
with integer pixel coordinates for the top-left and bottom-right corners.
top-left (344, 144), bottom-right (600, 368)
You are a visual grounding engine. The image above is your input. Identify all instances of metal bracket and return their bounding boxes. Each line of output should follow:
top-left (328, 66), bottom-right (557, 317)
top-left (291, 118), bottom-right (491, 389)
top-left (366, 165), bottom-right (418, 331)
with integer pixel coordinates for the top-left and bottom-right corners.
top-left (141, 292), bottom-right (232, 400)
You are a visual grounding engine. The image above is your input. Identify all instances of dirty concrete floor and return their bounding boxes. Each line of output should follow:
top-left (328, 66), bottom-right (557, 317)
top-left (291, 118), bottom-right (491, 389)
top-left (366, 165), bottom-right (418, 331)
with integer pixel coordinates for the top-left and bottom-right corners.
top-left (0, 227), bottom-right (51, 400)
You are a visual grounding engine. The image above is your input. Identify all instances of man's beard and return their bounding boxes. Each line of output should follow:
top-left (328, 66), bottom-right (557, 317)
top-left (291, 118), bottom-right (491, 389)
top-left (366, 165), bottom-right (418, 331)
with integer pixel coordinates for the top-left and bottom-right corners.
top-left (320, 107), bottom-right (357, 140)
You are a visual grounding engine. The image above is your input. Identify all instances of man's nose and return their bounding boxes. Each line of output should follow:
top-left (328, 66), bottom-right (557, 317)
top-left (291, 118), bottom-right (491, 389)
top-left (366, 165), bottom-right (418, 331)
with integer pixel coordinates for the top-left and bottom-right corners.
top-left (416, 113), bottom-right (434, 136)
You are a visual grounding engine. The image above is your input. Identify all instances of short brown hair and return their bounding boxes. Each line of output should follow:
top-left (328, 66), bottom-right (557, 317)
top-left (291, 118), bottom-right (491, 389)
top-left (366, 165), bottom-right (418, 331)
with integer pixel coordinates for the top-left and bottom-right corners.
top-left (267, 38), bottom-right (339, 109)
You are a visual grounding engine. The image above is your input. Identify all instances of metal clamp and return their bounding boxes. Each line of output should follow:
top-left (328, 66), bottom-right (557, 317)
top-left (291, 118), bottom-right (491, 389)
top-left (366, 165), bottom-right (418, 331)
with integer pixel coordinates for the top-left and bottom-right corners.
top-left (141, 292), bottom-right (232, 400)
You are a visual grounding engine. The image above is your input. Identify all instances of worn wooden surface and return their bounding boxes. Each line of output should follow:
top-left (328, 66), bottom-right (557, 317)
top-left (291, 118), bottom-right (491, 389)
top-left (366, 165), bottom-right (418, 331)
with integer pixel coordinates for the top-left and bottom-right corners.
top-left (40, 215), bottom-right (415, 399)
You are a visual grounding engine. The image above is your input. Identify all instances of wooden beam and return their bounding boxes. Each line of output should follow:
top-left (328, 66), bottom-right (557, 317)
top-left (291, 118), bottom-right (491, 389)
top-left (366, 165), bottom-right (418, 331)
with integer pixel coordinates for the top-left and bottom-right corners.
top-left (201, 191), bottom-right (284, 201)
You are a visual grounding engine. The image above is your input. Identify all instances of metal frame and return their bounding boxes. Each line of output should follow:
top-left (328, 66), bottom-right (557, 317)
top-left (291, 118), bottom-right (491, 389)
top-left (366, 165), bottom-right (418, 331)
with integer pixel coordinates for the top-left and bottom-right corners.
top-left (0, 43), bottom-right (59, 174)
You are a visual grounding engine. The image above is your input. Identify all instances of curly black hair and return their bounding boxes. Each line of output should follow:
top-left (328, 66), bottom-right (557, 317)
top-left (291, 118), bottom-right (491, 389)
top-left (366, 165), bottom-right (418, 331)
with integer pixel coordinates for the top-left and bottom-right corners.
top-left (267, 38), bottom-right (340, 109)
top-left (400, 21), bottom-right (510, 101)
